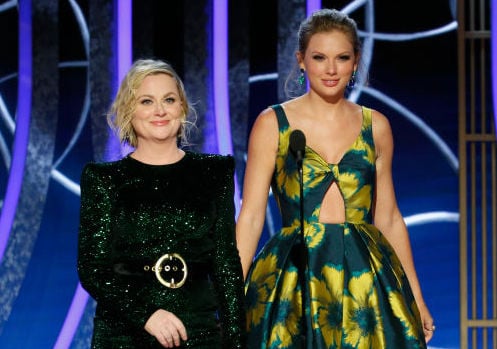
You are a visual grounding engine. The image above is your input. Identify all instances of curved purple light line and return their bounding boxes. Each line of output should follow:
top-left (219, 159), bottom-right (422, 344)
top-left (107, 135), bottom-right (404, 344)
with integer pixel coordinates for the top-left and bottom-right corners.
top-left (0, 72), bottom-right (18, 85)
top-left (362, 85), bottom-right (459, 171)
top-left (106, 0), bottom-right (133, 159)
top-left (213, 0), bottom-right (241, 215)
top-left (213, 0), bottom-right (232, 155)
top-left (105, 0), bottom-right (133, 161)
top-left (52, 0), bottom-right (90, 169)
top-left (0, 0), bottom-right (32, 262)
top-left (404, 211), bottom-right (459, 227)
top-left (117, 0), bottom-right (132, 87)
top-left (0, 0), bottom-right (16, 12)
top-left (347, 0), bottom-right (374, 103)
top-left (68, 0), bottom-right (89, 56)
top-left (306, 0), bottom-right (321, 16)
top-left (304, 1), bottom-right (321, 93)
top-left (52, 284), bottom-right (89, 349)
top-left (492, 3), bottom-right (497, 137)
top-left (358, 21), bottom-right (458, 41)
top-left (341, 0), bottom-right (367, 14)
top-left (0, 91), bottom-right (15, 132)
top-left (54, 2), bottom-right (133, 348)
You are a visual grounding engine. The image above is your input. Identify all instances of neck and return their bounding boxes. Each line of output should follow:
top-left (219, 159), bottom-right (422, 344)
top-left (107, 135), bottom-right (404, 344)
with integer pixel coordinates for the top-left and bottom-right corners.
top-left (303, 92), bottom-right (350, 119)
top-left (131, 143), bottom-right (185, 165)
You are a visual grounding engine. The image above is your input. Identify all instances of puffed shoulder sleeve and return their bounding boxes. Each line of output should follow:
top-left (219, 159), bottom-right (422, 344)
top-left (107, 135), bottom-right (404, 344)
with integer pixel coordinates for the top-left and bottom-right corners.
top-left (210, 155), bottom-right (247, 348)
top-left (77, 163), bottom-right (152, 329)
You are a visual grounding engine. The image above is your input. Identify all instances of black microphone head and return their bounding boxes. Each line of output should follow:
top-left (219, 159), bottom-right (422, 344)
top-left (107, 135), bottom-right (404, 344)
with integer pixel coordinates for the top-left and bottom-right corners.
top-left (289, 129), bottom-right (306, 163)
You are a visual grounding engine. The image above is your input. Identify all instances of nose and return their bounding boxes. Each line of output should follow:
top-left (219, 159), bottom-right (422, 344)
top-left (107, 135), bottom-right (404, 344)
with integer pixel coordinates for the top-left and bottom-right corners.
top-left (326, 60), bottom-right (337, 74)
top-left (155, 101), bottom-right (166, 116)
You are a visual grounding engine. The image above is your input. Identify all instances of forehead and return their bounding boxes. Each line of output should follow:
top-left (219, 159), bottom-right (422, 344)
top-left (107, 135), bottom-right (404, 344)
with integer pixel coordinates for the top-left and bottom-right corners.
top-left (137, 73), bottom-right (178, 94)
top-left (306, 30), bottom-right (354, 52)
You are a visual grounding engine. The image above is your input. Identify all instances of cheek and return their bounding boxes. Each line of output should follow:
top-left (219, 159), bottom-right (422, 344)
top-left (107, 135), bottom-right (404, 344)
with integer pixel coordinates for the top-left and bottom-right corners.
top-left (130, 118), bottom-right (140, 133)
top-left (132, 108), bottom-right (150, 121)
top-left (306, 67), bottom-right (321, 79)
top-left (339, 62), bottom-right (355, 74)
top-left (305, 62), bottom-right (323, 75)
top-left (130, 111), bottom-right (150, 130)
top-left (171, 105), bottom-right (185, 119)
top-left (173, 118), bottom-right (183, 130)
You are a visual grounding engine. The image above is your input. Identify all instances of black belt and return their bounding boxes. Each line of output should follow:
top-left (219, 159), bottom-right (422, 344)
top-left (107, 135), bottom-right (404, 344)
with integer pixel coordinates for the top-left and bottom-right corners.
top-left (113, 253), bottom-right (211, 289)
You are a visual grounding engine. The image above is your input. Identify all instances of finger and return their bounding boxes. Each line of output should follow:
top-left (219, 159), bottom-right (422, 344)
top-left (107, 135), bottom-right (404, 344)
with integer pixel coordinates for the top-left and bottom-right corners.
top-left (171, 332), bottom-right (181, 346)
top-left (423, 323), bottom-right (435, 332)
top-left (424, 330), bottom-right (434, 343)
top-left (157, 336), bottom-right (170, 348)
top-left (167, 326), bottom-right (187, 346)
top-left (176, 323), bottom-right (188, 341)
top-left (166, 315), bottom-right (188, 341)
top-left (165, 336), bottom-right (174, 348)
top-left (158, 330), bottom-right (173, 348)
top-left (423, 323), bottom-right (435, 343)
top-left (161, 338), bottom-right (171, 348)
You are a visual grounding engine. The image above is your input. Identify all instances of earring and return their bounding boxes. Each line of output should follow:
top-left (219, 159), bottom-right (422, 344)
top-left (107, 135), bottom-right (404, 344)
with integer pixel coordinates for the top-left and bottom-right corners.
top-left (298, 68), bottom-right (305, 86)
top-left (178, 114), bottom-right (186, 136)
top-left (348, 70), bottom-right (356, 89)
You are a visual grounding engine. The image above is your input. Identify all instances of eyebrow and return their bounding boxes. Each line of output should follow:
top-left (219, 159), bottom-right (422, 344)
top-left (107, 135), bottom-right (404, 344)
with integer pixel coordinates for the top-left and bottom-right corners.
top-left (137, 92), bottom-right (179, 99)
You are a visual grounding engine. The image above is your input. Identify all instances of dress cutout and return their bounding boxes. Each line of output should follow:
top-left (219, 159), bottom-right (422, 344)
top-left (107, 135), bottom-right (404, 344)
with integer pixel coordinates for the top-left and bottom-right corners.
top-left (245, 105), bottom-right (426, 349)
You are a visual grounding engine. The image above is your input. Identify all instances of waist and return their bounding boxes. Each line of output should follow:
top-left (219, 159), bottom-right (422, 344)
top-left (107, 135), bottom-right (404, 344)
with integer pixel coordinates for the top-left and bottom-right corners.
top-left (113, 253), bottom-right (211, 288)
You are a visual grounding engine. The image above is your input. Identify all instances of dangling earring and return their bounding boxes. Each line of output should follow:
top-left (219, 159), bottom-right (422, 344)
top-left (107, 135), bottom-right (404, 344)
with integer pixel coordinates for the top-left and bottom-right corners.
top-left (298, 68), bottom-right (305, 86)
top-left (178, 114), bottom-right (186, 133)
top-left (348, 70), bottom-right (356, 89)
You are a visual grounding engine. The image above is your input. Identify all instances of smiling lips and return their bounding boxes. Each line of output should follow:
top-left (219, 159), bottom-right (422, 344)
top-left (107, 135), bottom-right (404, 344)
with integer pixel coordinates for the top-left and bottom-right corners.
top-left (322, 79), bottom-right (339, 87)
top-left (151, 120), bottom-right (171, 126)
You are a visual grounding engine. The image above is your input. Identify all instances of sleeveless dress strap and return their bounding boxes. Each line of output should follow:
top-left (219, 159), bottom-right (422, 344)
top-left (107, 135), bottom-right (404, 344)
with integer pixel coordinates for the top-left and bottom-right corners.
top-left (361, 106), bottom-right (372, 128)
top-left (271, 104), bottom-right (289, 131)
top-left (360, 106), bottom-right (374, 149)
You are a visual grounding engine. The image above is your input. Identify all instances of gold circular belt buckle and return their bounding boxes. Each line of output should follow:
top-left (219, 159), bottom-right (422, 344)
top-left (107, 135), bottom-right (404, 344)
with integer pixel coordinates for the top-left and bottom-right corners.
top-left (154, 253), bottom-right (188, 288)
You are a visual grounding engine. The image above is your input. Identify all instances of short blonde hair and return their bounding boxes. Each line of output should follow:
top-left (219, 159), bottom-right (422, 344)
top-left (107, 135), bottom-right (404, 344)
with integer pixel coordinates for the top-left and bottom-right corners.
top-left (107, 59), bottom-right (196, 147)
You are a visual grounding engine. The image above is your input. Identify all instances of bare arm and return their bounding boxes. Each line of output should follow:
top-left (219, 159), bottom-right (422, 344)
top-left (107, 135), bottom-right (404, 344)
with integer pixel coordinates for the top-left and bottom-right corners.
top-left (371, 110), bottom-right (434, 342)
top-left (236, 108), bottom-right (279, 279)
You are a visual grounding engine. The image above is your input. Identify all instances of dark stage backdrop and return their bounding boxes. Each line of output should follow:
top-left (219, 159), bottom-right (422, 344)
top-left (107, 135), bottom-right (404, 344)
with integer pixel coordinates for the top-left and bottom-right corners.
top-left (0, 1), bottom-right (460, 348)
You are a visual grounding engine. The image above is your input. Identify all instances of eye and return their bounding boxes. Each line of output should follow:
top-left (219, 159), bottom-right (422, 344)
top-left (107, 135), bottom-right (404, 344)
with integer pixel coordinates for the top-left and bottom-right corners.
top-left (139, 98), bottom-right (153, 105)
top-left (338, 54), bottom-right (351, 61)
top-left (164, 97), bottom-right (176, 104)
top-left (312, 54), bottom-right (325, 61)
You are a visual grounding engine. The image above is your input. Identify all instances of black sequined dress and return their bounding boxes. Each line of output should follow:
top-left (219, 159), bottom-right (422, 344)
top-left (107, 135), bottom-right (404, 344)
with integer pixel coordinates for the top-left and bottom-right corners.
top-left (78, 151), bottom-right (246, 348)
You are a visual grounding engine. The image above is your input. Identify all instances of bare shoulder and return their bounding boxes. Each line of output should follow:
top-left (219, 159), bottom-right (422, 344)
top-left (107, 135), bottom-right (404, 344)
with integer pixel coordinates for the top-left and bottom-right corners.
top-left (369, 108), bottom-right (394, 159)
top-left (280, 96), bottom-right (306, 116)
top-left (251, 106), bottom-right (279, 136)
top-left (370, 108), bottom-right (392, 137)
top-left (257, 106), bottom-right (278, 122)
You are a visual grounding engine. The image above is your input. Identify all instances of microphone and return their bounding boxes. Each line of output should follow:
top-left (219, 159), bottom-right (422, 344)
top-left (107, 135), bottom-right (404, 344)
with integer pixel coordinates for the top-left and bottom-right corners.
top-left (289, 129), bottom-right (308, 344)
top-left (289, 129), bottom-right (306, 167)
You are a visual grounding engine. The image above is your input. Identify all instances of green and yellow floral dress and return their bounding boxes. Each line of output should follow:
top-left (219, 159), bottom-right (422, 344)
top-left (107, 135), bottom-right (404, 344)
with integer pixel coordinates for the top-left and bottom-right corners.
top-left (245, 105), bottom-right (426, 349)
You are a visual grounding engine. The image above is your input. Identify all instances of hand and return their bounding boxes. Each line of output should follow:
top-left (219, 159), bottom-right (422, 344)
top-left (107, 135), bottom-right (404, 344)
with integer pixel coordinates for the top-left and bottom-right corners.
top-left (418, 302), bottom-right (435, 343)
top-left (145, 309), bottom-right (188, 348)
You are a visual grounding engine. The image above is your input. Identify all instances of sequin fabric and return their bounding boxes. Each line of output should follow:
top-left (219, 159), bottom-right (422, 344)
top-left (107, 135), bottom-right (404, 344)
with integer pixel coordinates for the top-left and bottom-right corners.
top-left (78, 151), bottom-right (246, 348)
top-left (245, 105), bottom-right (426, 348)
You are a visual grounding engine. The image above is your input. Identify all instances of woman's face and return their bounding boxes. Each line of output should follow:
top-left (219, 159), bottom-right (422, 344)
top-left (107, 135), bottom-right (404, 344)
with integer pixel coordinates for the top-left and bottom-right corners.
top-left (298, 30), bottom-right (357, 100)
top-left (132, 73), bottom-right (183, 147)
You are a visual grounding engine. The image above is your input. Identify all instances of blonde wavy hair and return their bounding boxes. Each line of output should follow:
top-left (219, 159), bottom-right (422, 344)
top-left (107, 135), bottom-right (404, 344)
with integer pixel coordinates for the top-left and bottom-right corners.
top-left (107, 59), bottom-right (196, 148)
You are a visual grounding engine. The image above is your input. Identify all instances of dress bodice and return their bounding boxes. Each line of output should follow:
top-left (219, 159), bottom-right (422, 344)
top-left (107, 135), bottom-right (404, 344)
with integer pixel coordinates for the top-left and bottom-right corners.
top-left (78, 151), bottom-right (246, 348)
top-left (271, 104), bottom-right (376, 227)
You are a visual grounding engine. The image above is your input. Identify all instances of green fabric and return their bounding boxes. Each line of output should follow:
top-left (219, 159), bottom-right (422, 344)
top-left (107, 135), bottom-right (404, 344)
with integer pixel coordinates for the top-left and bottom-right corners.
top-left (78, 151), bottom-right (246, 348)
top-left (245, 105), bottom-right (426, 349)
